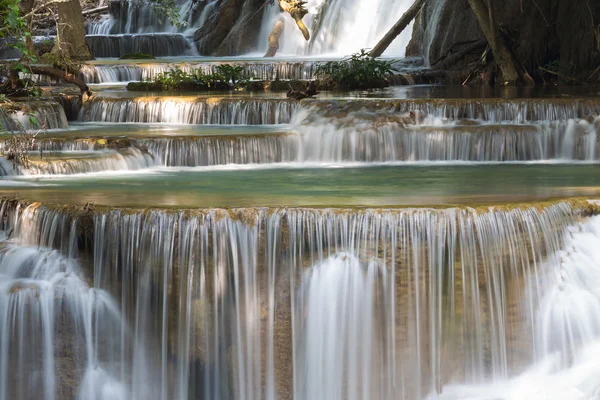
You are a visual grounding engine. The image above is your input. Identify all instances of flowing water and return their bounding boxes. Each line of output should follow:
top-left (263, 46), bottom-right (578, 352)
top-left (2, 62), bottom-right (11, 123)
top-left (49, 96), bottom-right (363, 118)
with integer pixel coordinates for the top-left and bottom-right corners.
top-left (2, 34), bottom-right (600, 398)
top-left (1, 199), bottom-right (600, 400)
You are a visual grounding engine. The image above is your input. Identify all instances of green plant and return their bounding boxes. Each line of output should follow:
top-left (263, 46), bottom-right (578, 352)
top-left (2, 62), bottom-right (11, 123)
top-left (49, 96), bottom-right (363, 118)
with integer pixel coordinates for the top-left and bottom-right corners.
top-left (150, 66), bottom-right (249, 91)
top-left (315, 49), bottom-right (398, 90)
top-left (215, 64), bottom-right (246, 85)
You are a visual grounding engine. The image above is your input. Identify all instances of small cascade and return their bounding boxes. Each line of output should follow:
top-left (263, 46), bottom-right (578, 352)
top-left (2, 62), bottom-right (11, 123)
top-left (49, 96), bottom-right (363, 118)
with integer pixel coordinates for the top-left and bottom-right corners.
top-left (14, 148), bottom-right (155, 175)
top-left (2, 199), bottom-right (598, 399)
top-left (292, 108), bottom-right (600, 161)
top-left (79, 61), bottom-right (317, 84)
top-left (1, 101), bottom-right (68, 131)
top-left (78, 97), bottom-right (299, 125)
top-left (136, 134), bottom-right (299, 166)
top-left (313, 99), bottom-right (600, 123)
top-left (86, 33), bottom-right (194, 58)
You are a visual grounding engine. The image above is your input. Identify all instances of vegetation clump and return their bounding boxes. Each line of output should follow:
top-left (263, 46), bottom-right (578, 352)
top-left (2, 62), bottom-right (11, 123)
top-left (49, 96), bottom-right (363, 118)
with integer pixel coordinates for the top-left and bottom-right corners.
top-left (315, 50), bottom-right (398, 90)
top-left (127, 64), bottom-right (251, 92)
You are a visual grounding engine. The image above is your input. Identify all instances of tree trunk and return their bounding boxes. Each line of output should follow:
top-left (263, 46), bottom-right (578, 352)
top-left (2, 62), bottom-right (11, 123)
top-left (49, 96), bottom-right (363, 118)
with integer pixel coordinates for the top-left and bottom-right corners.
top-left (264, 18), bottom-right (285, 57)
top-left (370, 0), bottom-right (427, 58)
top-left (52, 0), bottom-right (93, 60)
top-left (278, 0), bottom-right (310, 41)
top-left (467, 0), bottom-right (532, 85)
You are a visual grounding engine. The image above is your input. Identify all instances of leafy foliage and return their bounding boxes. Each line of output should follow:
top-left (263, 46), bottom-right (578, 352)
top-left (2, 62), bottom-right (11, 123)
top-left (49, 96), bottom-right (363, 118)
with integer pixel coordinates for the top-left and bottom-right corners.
top-left (0, 0), bottom-right (36, 62)
top-left (214, 64), bottom-right (245, 85)
top-left (315, 50), bottom-right (398, 90)
top-left (149, 65), bottom-right (250, 91)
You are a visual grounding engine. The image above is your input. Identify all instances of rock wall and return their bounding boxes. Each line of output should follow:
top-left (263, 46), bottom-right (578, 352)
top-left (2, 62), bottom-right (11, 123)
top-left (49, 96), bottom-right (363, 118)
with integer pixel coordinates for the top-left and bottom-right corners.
top-left (408, 0), bottom-right (600, 78)
top-left (194, 0), bottom-right (266, 55)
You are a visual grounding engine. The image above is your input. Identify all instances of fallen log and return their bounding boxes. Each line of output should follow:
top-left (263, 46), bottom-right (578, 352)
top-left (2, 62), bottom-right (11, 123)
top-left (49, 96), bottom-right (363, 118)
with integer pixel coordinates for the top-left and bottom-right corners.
top-left (264, 18), bottom-right (285, 57)
top-left (13, 65), bottom-right (92, 97)
top-left (370, 0), bottom-right (427, 58)
top-left (432, 39), bottom-right (487, 69)
top-left (286, 81), bottom-right (318, 100)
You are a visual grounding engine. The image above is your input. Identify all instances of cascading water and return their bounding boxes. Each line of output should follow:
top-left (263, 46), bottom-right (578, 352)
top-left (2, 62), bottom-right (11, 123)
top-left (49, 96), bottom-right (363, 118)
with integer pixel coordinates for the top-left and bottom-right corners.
top-left (0, 101), bottom-right (69, 131)
top-left (290, 107), bottom-right (600, 162)
top-left (137, 135), bottom-right (299, 166)
top-left (15, 148), bottom-right (155, 176)
top-left (259, 0), bottom-right (417, 56)
top-left (0, 203), bottom-right (132, 400)
top-left (85, 0), bottom-right (220, 57)
top-left (3, 198), bottom-right (600, 399)
top-left (78, 97), bottom-right (299, 125)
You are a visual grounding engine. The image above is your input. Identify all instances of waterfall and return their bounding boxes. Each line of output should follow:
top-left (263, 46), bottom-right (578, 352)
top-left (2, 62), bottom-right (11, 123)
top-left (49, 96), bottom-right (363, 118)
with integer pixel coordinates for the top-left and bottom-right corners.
top-left (137, 134), bottom-right (299, 166)
top-left (291, 107), bottom-right (600, 162)
top-left (309, 99), bottom-right (600, 123)
top-left (2, 198), bottom-right (600, 399)
top-left (85, 0), bottom-right (219, 58)
top-left (88, 0), bottom-right (219, 35)
top-left (85, 33), bottom-right (194, 58)
top-left (15, 148), bottom-right (155, 176)
top-left (259, 0), bottom-right (416, 56)
top-left (0, 203), bottom-right (131, 400)
top-left (78, 97), bottom-right (299, 125)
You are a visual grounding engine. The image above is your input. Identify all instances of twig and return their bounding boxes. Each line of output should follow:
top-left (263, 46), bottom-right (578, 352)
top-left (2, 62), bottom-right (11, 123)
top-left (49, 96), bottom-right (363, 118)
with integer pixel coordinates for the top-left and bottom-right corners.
top-left (538, 67), bottom-right (585, 84)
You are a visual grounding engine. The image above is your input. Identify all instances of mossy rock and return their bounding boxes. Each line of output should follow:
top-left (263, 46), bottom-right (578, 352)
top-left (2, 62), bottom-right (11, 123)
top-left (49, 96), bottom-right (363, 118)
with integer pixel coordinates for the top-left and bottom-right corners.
top-left (119, 53), bottom-right (156, 60)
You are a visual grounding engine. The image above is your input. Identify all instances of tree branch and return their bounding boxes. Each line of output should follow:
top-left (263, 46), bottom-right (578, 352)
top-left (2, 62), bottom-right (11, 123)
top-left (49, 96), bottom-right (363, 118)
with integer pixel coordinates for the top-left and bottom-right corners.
top-left (22, 65), bottom-right (91, 96)
top-left (370, 0), bottom-right (427, 58)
